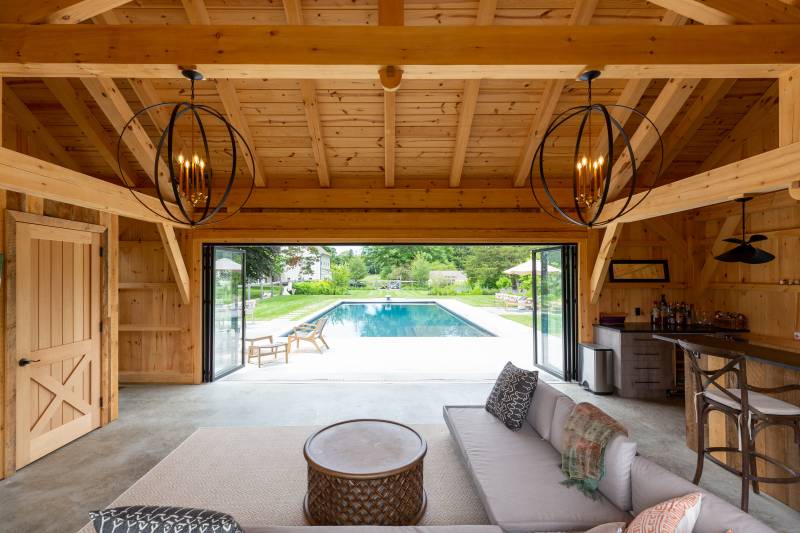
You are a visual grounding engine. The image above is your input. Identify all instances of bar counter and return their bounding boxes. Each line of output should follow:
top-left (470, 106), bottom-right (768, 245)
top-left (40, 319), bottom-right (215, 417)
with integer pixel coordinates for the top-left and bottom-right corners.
top-left (655, 333), bottom-right (800, 511)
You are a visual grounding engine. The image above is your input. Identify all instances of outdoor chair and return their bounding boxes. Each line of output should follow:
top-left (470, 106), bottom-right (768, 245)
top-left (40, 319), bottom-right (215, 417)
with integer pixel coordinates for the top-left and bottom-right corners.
top-left (288, 317), bottom-right (330, 353)
top-left (246, 335), bottom-right (290, 366)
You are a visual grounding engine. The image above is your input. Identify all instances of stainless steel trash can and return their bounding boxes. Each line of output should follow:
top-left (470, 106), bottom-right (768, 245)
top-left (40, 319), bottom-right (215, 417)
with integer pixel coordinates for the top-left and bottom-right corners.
top-left (579, 343), bottom-right (614, 395)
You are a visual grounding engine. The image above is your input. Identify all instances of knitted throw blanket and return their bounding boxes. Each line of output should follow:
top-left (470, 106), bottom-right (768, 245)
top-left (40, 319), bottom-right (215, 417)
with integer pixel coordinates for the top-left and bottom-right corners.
top-left (560, 402), bottom-right (627, 499)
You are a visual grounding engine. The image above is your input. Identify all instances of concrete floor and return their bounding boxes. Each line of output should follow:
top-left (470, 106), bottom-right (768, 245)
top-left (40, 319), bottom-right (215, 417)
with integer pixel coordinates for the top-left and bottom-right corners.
top-left (1, 381), bottom-right (797, 533)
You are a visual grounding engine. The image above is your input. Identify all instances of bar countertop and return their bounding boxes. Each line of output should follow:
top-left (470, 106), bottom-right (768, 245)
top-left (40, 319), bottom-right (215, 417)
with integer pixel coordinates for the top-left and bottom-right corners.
top-left (593, 323), bottom-right (746, 334)
top-left (653, 333), bottom-right (800, 371)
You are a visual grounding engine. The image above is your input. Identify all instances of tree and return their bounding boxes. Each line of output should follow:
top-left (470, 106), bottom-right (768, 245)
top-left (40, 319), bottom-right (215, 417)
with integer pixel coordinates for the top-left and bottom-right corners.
top-left (331, 264), bottom-right (351, 291)
top-left (283, 246), bottom-right (320, 277)
top-left (409, 253), bottom-right (432, 287)
top-left (496, 276), bottom-right (512, 290)
top-left (389, 265), bottom-right (410, 281)
top-left (347, 256), bottom-right (368, 281)
top-left (463, 246), bottom-right (530, 288)
top-left (332, 249), bottom-right (354, 267)
top-left (242, 246), bottom-right (284, 284)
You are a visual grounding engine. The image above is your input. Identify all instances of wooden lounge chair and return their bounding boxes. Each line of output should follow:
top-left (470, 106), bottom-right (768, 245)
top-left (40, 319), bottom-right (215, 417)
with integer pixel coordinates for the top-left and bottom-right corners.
top-left (246, 335), bottom-right (290, 366)
top-left (288, 317), bottom-right (330, 353)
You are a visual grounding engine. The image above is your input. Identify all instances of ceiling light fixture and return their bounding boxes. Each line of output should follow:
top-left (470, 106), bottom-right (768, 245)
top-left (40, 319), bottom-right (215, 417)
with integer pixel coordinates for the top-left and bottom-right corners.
top-left (117, 69), bottom-right (255, 226)
top-left (529, 70), bottom-right (664, 228)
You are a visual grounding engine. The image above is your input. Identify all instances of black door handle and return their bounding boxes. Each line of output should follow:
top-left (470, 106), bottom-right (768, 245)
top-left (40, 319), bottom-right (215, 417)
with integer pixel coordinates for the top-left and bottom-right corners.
top-left (18, 358), bottom-right (40, 367)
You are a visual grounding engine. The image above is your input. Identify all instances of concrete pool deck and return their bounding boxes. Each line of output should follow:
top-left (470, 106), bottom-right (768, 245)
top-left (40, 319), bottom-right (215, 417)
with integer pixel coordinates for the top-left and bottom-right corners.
top-left (228, 298), bottom-right (548, 382)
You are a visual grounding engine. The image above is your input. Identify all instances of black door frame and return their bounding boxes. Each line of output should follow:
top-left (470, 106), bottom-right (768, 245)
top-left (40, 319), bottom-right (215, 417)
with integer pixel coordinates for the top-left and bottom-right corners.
top-left (532, 244), bottom-right (579, 381)
top-left (202, 244), bottom-right (247, 382)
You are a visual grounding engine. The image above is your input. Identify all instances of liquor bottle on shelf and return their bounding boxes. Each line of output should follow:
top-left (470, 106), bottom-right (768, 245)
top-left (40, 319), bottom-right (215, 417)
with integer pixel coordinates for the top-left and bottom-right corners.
top-left (651, 301), bottom-right (659, 327)
top-left (659, 294), bottom-right (669, 327)
top-left (676, 303), bottom-right (685, 326)
top-left (687, 304), bottom-right (694, 326)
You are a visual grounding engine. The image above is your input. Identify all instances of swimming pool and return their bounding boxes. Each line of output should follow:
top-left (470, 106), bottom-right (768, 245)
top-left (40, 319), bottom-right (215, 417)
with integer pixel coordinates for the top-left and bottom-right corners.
top-left (300, 302), bottom-right (493, 337)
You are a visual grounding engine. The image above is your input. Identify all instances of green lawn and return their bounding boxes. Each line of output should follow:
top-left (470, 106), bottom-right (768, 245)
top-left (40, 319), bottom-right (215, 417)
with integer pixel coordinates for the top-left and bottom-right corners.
top-left (501, 313), bottom-right (533, 328)
top-left (250, 289), bottom-right (501, 322)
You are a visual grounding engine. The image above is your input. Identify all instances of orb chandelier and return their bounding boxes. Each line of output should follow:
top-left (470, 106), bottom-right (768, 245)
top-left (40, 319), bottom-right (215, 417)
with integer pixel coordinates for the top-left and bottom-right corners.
top-left (117, 69), bottom-right (255, 226)
top-left (529, 70), bottom-right (664, 228)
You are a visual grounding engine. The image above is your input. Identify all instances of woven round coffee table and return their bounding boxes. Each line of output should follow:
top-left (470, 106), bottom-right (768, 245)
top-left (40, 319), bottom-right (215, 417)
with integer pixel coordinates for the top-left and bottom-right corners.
top-left (303, 419), bottom-right (427, 526)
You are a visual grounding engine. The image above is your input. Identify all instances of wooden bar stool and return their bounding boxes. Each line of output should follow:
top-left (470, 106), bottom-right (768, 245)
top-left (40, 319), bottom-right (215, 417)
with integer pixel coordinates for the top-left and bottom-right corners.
top-left (679, 340), bottom-right (800, 512)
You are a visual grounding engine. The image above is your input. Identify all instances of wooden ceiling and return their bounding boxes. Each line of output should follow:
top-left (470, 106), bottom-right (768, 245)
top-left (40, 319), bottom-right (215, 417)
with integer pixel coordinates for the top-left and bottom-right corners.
top-left (0, 0), bottom-right (789, 195)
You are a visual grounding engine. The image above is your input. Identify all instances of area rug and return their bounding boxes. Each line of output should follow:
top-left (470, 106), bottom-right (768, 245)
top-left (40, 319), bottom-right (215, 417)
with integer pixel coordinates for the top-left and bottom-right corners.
top-left (77, 425), bottom-right (489, 532)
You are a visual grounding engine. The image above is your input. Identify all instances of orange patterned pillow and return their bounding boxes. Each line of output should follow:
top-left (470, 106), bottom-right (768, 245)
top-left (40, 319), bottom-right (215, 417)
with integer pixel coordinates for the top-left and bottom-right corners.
top-left (626, 492), bottom-right (702, 533)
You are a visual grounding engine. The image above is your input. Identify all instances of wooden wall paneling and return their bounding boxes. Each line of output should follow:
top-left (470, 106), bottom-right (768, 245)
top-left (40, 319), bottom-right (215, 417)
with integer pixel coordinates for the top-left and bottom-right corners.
top-left (589, 223), bottom-right (623, 305)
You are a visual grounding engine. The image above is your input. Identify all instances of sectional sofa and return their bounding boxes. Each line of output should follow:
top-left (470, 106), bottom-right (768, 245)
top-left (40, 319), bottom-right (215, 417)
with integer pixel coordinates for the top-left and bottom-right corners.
top-left (443, 380), bottom-right (776, 533)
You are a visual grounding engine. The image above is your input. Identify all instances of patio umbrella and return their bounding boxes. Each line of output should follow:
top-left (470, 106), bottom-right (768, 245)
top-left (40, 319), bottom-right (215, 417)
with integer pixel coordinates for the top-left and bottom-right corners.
top-left (215, 257), bottom-right (243, 271)
top-left (503, 259), bottom-right (561, 276)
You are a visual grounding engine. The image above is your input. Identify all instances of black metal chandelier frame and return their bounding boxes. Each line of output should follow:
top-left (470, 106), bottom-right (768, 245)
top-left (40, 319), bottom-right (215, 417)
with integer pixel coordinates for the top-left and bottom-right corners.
top-left (529, 71), bottom-right (664, 228)
top-left (117, 70), bottom-right (256, 227)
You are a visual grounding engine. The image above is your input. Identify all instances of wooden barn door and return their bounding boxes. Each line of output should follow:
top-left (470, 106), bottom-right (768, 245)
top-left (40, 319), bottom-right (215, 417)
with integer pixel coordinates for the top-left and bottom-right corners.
top-left (14, 218), bottom-right (102, 468)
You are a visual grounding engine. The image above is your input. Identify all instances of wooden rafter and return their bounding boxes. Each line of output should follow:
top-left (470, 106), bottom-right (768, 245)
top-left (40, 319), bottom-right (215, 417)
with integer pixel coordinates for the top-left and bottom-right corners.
top-left (589, 12), bottom-right (686, 157)
top-left (589, 222), bottom-right (623, 304)
top-left (511, 0), bottom-right (599, 187)
top-left (606, 141), bottom-right (800, 224)
top-left (180, 0), bottom-right (266, 187)
top-left (780, 67), bottom-right (800, 202)
top-left (80, 78), bottom-right (169, 189)
top-left (0, 147), bottom-right (187, 226)
top-left (604, 78), bottom-right (700, 201)
top-left (156, 224), bottom-right (190, 304)
top-left (448, 0), bottom-right (497, 188)
top-left (1, 0), bottom-right (130, 24)
top-left (43, 78), bottom-right (138, 187)
top-left (1, 25), bottom-right (799, 80)
top-left (698, 81), bottom-right (779, 172)
top-left (645, 0), bottom-right (738, 24)
top-left (2, 83), bottom-right (81, 172)
top-left (283, 0), bottom-right (331, 188)
top-left (639, 79), bottom-right (735, 180)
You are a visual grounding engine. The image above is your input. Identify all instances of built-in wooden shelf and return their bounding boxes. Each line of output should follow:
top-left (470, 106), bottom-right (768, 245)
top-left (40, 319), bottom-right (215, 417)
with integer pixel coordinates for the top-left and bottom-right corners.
top-left (708, 282), bottom-right (800, 293)
top-left (119, 324), bottom-right (184, 332)
top-left (119, 282), bottom-right (176, 290)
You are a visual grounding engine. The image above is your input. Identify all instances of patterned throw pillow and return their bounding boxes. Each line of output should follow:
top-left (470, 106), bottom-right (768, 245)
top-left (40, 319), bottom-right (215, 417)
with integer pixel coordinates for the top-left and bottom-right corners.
top-left (90, 506), bottom-right (244, 533)
top-left (625, 492), bottom-right (702, 533)
top-left (485, 361), bottom-right (538, 431)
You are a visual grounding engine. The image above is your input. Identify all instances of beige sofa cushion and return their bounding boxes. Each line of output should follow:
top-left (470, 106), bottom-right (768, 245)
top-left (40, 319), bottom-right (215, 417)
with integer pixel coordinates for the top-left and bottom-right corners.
top-left (526, 381), bottom-right (568, 440)
top-left (546, 397), bottom-right (636, 512)
top-left (444, 406), bottom-right (631, 532)
top-left (630, 457), bottom-right (776, 533)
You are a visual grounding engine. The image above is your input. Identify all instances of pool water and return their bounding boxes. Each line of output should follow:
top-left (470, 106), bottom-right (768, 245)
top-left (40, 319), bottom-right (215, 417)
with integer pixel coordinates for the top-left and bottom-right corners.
top-left (308, 302), bottom-right (493, 337)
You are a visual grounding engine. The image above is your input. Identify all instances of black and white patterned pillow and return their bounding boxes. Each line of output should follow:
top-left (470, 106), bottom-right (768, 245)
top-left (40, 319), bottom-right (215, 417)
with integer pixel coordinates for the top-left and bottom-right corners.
top-left (90, 505), bottom-right (244, 533)
top-left (485, 362), bottom-right (539, 431)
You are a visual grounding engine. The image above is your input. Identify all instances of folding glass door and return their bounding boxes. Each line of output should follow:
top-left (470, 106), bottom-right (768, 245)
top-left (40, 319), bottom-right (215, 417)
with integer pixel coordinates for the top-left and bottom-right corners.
top-left (203, 246), bottom-right (246, 381)
top-left (532, 245), bottom-right (578, 380)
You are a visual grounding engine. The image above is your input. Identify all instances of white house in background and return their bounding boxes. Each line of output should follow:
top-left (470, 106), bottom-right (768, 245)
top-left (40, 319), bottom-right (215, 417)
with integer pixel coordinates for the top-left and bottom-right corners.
top-left (281, 246), bottom-right (332, 282)
top-left (428, 270), bottom-right (468, 285)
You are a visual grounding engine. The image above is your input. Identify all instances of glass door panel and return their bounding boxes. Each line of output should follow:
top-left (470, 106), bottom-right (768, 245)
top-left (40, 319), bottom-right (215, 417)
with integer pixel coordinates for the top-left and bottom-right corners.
top-left (204, 246), bottom-right (246, 380)
top-left (533, 245), bottom-right (578, 380)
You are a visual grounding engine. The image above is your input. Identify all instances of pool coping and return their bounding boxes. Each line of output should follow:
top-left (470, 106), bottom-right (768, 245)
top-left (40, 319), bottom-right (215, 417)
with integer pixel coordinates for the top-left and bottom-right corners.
top-left (277, 298), bottom-right (504, 338)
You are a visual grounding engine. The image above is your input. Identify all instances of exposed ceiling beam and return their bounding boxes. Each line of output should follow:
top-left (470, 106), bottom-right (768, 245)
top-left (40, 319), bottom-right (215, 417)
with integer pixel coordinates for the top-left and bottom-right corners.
top-left (604, 78), bottom-right (700, 201)
top-left (639, 78), bottom-right (735, 181)
top-left (2, 83), bottom-right (81, 172)
top-left (703, 0), bottom-right (800, 24)
top-left (378, 0), bottom-right (404, 188)
top-left (283, 0), bottom-right (331, 188)
top-left (1, 25), bottom-right (798, 79)
top-left (180, 0), bottom-right (266, 187)
top-left (511, 0), bottom-right (600, 187)
top-left (1, 0), bottom-right (130, 24)
top-left (645, 0), bottom-right (738, 24)
top-left (156, 223), bottom-right (191, 304)
top-left (606, 141), bottom-right (800, 224)
top-left (0, 147), bottom-right (187, 226)
top-left (589, 222), bottom-right (623, 304)
top-left (448, 0), bottom-right (498, 188)
top-left (43, 78), bottom-right (138, 186)
top-left (697, 81), bottom-right (778, 172)
top-left (80, 77), bottom-right (174, 200)
top-left (780, 66), bottom-right (800, 202)
top-left (589, 11), bottom-right (686, 157)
